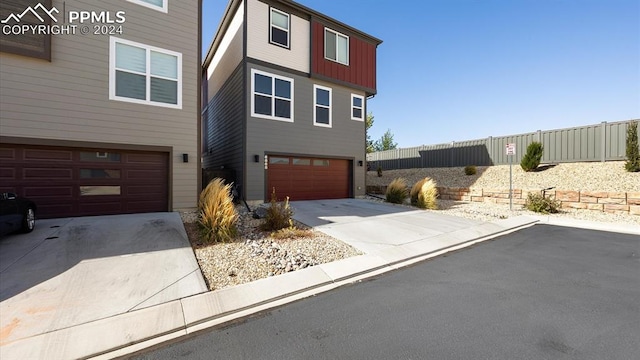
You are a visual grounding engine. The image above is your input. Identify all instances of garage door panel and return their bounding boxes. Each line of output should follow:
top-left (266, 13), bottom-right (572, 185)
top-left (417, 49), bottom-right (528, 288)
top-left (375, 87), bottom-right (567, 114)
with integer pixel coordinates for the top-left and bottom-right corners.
top-left (24, 186), bottom-right (74, 198)
top-left (126, 153), bottom-right (166, 164)
top-left (24, 149), bottom-right (73, 161)
top-left (0, 148), bottom-right (16, 159)
top-left (125, 169), bottom-right (166, 180)
top-left (0, 168), bottom-right (15, 179)
top-left (127, 185), bottom-right (166, 196)
top-left (23, 168), bottom-right (73, 180)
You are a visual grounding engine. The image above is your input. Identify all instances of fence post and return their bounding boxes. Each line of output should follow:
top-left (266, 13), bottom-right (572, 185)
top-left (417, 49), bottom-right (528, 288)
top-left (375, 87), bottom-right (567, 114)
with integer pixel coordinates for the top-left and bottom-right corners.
top-left (450, 141), bottom-right (454, 167)
top-left (487, 136), bottom-right (493, 165)
top-left (601, 121), bottom-right (607, 162)
top-left (536, 130), bottom-right (541, 143)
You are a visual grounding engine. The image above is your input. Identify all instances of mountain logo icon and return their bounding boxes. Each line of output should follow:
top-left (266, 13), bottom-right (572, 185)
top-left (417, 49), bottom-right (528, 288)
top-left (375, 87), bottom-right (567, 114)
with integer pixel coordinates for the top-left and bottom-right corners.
top-left (1, 3), bottom-right (59, 24)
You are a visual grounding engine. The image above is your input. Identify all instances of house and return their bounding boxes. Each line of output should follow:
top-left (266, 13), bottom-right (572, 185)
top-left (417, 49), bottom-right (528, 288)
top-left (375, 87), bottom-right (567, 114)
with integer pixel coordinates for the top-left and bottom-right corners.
top-left (202, 0), bottom-right (381, 203)
top-left (0, 0), bottom-right (201, 218)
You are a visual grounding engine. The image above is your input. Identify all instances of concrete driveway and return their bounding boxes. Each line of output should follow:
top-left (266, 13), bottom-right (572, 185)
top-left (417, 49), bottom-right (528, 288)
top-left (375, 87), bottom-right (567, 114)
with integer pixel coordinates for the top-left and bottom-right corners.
top-left (292, 198), bottom-right (491, 253)
top-left (0, 213), bottom-right (206, 346)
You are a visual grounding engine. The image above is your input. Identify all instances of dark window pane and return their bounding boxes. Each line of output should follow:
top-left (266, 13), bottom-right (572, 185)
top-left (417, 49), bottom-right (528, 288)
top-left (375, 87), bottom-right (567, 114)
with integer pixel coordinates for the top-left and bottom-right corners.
top-left (293, 158), bottom-right (310, 165)
top-left (269, 157), bottom-right (289, 165)
top-left (271, 28), bottom-right (288, 47)
top-left (80, 152), bottom-right (121, 162)
top-left (325, 30), bottom-right (336, 60)
top-left (316, 107), bottom-right (329, 124)
top-left (115, 71), bottom-right (146, 100)
top-left (353, 108), bottom-right (362, 119)
top-left (80, 169), bottom-right (121, 179)
top-left (254, 73), bottom-right (272, 95)
top-left (275, 99), bottom-right (291, 118)
top-left (275, 78), bottom-right (290, 98)
top-left (255, 95), bottom-right (272, 115)
top-left (353, 97), bottom-right (362, 107)
top-left (150, 77), bottom-right (178, 104)
top-left (80, 186), bottom-right (121, 196)
top-left (316, 88), bottom-right (330, 106)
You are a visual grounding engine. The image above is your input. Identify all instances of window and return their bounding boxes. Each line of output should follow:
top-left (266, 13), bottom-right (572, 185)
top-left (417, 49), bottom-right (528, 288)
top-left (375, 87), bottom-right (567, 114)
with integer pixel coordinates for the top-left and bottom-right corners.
top-left (313, 159), bottom-right (330, 166)
top-left (0, 0), bottom-right (52, 60)
top-left (313, 85), bottom-right (332, 128)
top-left (251, 69), bottom-right (294, 122)
top-left (127, 0), bottom-right (168, 13)
top-left (109, 37), bottom-right (182, 109)
top-left (324, 28), bottom-right (349, 65)
top-left (269, 157), bottom-right (289, 165)
top-left (293, 158), bottom-right (310, 166)
top-left (270, 8), bottom-right (289, 48)
top-left (351, 94), bottom-right (364, 121)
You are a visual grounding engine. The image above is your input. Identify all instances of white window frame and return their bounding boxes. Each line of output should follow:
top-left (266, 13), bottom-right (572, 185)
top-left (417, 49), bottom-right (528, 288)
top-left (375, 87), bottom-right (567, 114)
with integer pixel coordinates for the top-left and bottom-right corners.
top-left (127, 0), bottom-right (168, 13)
top-left (324, 28), bottom-right (349, 66)
top-left (351, 94), bottom-right (365, 121)
top-left (313, 84), bottom-right (332, 128)
top-left (251, 68), bottom-right (294, 122)
top-left (109, 36), bottom-right (182, 109)
top-left (269, 8), bottom-right (290, 49)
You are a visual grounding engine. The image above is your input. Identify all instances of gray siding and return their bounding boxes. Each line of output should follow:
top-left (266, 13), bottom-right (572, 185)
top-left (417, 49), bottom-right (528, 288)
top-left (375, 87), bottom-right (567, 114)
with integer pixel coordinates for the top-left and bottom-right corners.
top-left (203, 63), bottom-right (245, 189)
top-left (0, 0), bottom-right (200, 210)
top-left (367, 120), bottom-right (638, 170)
top-left (245, 61), bottom-right (366, 201)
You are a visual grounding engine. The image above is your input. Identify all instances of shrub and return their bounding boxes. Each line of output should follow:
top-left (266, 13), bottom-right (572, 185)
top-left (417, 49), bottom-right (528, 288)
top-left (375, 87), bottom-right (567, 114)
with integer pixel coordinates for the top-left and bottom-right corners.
top-left (198, 178), bottom-right (238, 243)
top-left (270, 227), bottom-right (313, 240)
top-left (520, 142), bottom-right (544, 172)
top-left (524, 192), bottom-right (561, 214)
top-left (464, 165), bottom-right (477, 175)
top-left (377, 166), bottom-right (383, 177)
top-left (385, 178), bottom-right (409, 204)
top-left (625, 121), bottom-right (640, 172)
top-left (410, 177), bottom-right (439, 210)
top-left (260, 188), bottom-right (293, 231)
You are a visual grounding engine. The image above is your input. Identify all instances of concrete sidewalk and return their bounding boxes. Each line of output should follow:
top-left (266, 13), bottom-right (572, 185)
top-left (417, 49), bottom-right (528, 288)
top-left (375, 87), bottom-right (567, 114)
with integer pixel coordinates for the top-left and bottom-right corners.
top-left (1, 200), bottom-right (540, 360)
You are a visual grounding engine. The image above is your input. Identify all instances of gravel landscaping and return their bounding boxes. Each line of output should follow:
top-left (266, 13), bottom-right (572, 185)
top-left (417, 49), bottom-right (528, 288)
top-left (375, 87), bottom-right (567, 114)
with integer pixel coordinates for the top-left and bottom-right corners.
top-left (184, 161), bottom-right (638, 291)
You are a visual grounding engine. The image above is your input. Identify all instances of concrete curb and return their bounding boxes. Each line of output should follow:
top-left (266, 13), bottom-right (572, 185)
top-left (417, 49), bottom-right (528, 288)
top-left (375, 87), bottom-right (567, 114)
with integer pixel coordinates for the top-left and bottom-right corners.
top-left (1, 216), bottom-right (538, 360)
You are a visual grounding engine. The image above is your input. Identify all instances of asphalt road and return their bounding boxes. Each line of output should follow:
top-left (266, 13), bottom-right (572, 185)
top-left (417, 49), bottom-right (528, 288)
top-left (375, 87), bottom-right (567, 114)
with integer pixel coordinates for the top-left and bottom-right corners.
top-left (129, 225), bottom-right (640, 360)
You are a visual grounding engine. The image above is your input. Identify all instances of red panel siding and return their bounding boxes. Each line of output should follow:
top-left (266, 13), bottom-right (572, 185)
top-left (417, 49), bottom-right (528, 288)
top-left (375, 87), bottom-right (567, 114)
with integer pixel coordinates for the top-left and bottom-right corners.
top-left (311, 21), bottom-right (377, 93)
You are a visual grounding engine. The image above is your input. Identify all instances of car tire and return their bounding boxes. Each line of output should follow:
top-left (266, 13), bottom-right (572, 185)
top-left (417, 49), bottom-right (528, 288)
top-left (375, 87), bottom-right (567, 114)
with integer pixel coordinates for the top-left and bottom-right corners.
top-left (21, 207), bottom-right (35, 233)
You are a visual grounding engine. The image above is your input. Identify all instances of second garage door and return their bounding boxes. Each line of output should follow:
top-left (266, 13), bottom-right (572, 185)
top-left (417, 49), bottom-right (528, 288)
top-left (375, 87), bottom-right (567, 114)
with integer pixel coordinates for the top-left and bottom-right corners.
top-left (0, 145), bottom-right (169, 219)
top-left (266, 156), bottom-right (350, 201)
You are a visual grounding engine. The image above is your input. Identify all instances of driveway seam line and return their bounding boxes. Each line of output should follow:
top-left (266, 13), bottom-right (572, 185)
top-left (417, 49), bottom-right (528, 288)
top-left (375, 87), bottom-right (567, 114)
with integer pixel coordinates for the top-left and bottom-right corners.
top-left (126, 268), bottom-right (203, 313)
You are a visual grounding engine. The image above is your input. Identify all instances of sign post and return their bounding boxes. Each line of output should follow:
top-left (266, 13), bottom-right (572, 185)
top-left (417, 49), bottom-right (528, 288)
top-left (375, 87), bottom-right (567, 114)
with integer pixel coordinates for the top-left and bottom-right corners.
top-left (505, 143), bottom-right (516, 210)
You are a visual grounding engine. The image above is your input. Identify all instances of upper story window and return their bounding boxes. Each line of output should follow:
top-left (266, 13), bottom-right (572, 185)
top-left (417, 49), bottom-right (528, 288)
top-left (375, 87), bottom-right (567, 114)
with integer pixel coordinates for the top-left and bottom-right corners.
top-left (351, 94), bottom-right (364, 121)
top-left (251, 69), bottom-right (294, 122)
top-left (269, 8), bottom-right (290, 48)
top-left (324, 28), bottom-right (349, 65)
top-left (127, 0), bottom-right (168, 13)
top-left (0, 0), bottom-right (52, 61)
top-left (313, 85), bottom-right (332, 128)
top-left (109, 37), bottom-right (182, 109)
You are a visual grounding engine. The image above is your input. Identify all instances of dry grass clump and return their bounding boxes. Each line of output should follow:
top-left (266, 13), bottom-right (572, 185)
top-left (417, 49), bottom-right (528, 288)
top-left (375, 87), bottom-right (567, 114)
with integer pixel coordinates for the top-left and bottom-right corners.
top-left (260, 188), bottom-right (294, 231)
top-left (198, 178), bottom-right (238, 243)
top-left (410, 177), bottom-right (439, 210)
top-left (386, 177), bottom-right (409, 204)
top-left (270, 227), bottom-right (313, 240)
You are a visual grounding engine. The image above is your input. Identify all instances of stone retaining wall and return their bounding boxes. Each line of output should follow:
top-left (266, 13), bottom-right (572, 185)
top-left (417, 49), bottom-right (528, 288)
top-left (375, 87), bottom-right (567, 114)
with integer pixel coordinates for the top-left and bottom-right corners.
top-left (366, 186), bottom-right (640, 216)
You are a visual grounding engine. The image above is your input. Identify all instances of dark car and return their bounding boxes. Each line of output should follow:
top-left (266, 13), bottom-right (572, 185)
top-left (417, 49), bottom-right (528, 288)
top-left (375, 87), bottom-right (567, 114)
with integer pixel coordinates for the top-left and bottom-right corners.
top-left (0, 192), bottom-right (36, 236)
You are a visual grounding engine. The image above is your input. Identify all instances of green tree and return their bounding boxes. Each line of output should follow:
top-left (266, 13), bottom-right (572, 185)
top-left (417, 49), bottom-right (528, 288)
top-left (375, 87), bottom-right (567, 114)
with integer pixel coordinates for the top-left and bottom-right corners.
top-left (374, 129), bottom-right (398, 151)
top-left (625, 120), bottom-right (640, 172)
top-left (365, 113), bottom-right (375, 153)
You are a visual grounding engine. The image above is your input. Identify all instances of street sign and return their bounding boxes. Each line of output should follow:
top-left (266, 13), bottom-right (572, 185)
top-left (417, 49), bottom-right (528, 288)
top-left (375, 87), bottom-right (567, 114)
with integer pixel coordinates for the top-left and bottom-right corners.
top-left (506, 143), bottom-right (516, 156)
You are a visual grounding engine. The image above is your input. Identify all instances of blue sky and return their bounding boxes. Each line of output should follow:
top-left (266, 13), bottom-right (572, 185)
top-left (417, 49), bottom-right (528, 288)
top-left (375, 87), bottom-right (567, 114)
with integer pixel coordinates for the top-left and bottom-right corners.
top-left (202, 0), bottom-right (640, 147)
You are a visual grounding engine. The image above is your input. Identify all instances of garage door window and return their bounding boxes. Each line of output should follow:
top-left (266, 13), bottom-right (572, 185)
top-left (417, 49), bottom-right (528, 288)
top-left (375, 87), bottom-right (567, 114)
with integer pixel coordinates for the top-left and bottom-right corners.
top-left (80, 169), bottom-right (121, 179)
top-left (269, 157), bottom-right (289, 165)
top-left (293, 158), bottom-right (310, 165)
top-left (80, 186), bottom-right (121, 196)
top-left (313, 159), bottom-right (330, 166)
top-left (80, 152), bottom-right (121, 162)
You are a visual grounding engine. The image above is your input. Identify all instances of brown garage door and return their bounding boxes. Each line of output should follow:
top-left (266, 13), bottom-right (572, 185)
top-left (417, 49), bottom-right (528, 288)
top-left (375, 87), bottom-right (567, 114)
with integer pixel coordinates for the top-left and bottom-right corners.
top-left (266, 156), bottom-right (350, 201)
top-left (0, 145), bottom-right (168, 218)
